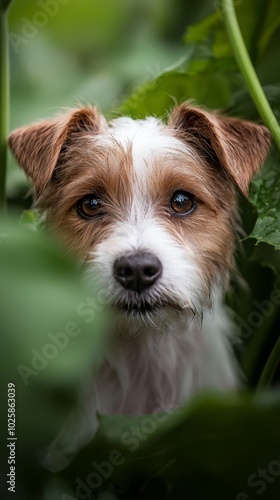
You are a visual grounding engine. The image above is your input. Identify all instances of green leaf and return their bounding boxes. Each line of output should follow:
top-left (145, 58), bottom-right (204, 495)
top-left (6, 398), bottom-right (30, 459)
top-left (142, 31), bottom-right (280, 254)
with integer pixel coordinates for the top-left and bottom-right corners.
top-left (184, 12), bottom-right (220, 44)
top-left (0, 217), bottom-right (109, 452)
top-left (60, 392), bottom-right (280, 500)
top-left (249, 149), bottom-right (280, 250)
top-left (118, 67), bottom-right (231, 118)
top-left (20, 208), bottom-right (40, 227)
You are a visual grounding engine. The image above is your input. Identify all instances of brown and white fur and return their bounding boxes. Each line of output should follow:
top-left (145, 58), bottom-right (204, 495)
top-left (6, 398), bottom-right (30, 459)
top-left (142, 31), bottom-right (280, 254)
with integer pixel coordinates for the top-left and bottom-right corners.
top-left (8, 103), bottom-right (270, 469)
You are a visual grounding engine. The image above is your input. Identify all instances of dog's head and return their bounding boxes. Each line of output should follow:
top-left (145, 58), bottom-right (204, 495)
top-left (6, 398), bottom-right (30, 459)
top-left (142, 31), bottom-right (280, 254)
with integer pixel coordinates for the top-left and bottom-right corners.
top-left (9, 104), bottom-right (270, 325)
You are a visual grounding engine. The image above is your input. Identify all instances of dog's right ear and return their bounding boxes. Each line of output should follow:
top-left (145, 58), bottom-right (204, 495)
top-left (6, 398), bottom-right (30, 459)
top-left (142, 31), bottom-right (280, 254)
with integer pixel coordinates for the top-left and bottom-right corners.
top-left (8, 107), bottom-right (106, 198)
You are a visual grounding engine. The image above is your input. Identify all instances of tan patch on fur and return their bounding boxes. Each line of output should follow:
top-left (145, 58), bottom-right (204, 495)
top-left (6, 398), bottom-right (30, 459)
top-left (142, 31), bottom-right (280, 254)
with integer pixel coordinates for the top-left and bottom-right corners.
top-left (40, 139), bottom-right (134, 256)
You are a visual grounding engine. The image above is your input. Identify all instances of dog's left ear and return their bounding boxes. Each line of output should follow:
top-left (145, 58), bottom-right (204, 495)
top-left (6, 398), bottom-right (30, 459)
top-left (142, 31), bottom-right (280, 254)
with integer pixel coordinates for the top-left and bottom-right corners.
top-left (168, 103), bottom-right (271, 196)
top-left (8, 107), bottom-right (106, 198)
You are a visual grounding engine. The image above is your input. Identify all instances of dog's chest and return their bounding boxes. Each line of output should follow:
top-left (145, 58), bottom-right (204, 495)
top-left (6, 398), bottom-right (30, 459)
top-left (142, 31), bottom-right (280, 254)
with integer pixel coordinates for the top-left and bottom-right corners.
top-left (94, 308), bottom-right (238, 416)
top-left (95, 332), bottom-right (194, 415)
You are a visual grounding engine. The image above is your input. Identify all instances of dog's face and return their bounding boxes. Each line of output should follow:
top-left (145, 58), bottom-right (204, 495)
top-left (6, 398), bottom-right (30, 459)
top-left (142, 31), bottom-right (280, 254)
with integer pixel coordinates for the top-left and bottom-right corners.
top-left (9, 104), bottom-right (270, 325)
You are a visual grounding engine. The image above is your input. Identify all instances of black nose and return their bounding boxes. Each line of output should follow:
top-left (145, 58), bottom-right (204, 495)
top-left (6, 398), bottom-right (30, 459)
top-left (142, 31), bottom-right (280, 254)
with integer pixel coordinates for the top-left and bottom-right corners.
top-left (113, 252), bottom-right (162, 292)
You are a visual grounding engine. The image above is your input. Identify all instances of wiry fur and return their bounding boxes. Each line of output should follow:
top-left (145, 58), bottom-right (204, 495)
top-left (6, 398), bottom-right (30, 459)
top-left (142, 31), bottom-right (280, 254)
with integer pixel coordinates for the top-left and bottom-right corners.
top-left (8, 103), bottom-right (271, 470)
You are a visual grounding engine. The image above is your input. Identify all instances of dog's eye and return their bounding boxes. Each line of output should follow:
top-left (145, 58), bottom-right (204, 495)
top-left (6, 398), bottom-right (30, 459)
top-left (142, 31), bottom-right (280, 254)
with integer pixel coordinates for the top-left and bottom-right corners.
top-left (77, 195), bottom-right (102, 219)
top-left (171, 191), bottom-right (196, 215)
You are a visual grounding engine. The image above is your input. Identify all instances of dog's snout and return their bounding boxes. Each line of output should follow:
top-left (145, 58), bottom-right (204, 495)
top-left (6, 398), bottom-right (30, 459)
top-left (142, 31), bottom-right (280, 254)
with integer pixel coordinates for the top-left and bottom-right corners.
top-left (113, 252), bottom-right (162, 292)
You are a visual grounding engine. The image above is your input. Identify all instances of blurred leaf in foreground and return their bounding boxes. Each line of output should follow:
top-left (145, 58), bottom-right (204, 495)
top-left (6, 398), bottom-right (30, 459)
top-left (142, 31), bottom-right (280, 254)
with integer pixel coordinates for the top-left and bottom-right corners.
top-left (0, 216), bottom-right (109, 456)
top-left (58, 392), bottom-right (280, 500)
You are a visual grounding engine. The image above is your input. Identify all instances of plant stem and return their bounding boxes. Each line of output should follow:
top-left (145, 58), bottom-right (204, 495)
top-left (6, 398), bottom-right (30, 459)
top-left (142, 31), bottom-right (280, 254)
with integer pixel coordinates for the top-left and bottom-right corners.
top-left (0, 0), bottom-right (12, 213)
top-left (219, 0), bottom-right (280, 153)
top-left (257, 335), bottom-right (280, 389)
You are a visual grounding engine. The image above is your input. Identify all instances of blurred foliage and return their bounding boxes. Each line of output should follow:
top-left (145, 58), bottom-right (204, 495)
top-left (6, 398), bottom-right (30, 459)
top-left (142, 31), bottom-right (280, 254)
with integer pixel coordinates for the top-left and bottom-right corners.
top-left (1, 0), bottom-right (280, 499)
top-left (60, 392), bottom-right (280, 500)
top-left (0, 216), bottom-right (109, 498)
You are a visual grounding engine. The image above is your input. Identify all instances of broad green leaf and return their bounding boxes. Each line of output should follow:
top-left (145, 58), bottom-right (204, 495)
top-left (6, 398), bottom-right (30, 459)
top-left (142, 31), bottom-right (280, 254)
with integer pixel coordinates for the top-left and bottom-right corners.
top-left (60, 392), bottom-right (280, 500)
top-left (184, 12), bottom-right (220, 44)
top-left (119, 67), bottom-right (231, 118)
top-left (249, 150), bottom-right (280, 250)
top-left (0, 217), bottom-right (109, 452)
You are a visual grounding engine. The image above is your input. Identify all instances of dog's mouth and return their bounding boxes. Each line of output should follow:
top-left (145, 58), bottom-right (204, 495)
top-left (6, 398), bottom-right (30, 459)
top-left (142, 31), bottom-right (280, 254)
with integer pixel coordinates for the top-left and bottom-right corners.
top-left (114, 301), bottom-right (157, 315)
top-left (112, 297), bottom-right (185, 316)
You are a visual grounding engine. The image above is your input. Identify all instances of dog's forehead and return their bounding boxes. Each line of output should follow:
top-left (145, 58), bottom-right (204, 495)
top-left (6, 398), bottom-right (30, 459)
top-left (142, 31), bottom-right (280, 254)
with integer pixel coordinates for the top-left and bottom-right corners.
top-left (98, 116), bottom-right (193, 174)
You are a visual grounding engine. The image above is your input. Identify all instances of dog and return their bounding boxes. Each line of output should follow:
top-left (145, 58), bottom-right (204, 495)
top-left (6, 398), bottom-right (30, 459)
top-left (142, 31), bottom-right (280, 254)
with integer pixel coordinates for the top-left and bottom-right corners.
top-left (8, 103), bottom-right (270, 468)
